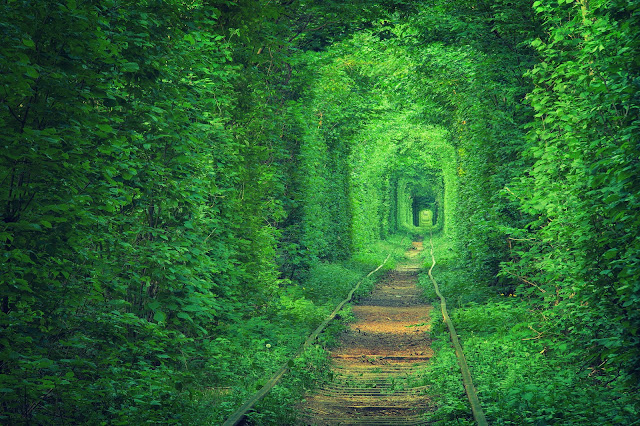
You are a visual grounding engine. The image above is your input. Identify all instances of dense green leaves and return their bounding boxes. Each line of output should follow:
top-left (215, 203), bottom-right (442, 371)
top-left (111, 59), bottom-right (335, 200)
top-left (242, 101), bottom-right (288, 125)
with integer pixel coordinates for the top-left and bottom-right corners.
top-left (0, 1), bottom-right (434, 422)
top-left (502, 0), bottom-right (640, 378)
top-left (2, 0), bottom-right (639, 423)
top-left (0, 0), bottom-right (277, 422)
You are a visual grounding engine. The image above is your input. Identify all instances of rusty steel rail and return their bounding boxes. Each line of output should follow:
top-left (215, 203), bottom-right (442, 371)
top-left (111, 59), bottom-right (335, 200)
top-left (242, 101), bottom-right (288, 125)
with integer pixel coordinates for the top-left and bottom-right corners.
top-left (222, 250), bottom-right (395, 426)
top-left (427, 232), bottom-right (488, 426)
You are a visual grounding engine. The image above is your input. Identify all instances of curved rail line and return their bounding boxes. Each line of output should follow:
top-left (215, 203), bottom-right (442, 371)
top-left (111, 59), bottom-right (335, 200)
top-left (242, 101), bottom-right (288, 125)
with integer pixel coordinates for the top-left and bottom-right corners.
top-left (222, 251), bottom-right (395, 426)
top-left (298, 240), bottom-right (432, 424)
top-left (224, 234), bottom-right (487, 425)
top-left (426, 231), bottom-right (488, 426)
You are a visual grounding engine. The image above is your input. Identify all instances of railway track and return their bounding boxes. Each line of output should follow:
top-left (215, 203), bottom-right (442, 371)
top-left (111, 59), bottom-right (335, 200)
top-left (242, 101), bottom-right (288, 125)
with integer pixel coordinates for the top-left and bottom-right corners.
top-left (298, 242), bottom-right (434, 425)
top-left (224, 236), bottom-right (485, 425)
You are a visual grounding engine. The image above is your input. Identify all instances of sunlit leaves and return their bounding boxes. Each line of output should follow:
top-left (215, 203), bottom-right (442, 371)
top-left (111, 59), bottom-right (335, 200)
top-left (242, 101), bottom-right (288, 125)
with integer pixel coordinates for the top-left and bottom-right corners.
top-left (0, 0), bottom-right (262, 422)
top-left (508, 0), bottom-right (640, 378)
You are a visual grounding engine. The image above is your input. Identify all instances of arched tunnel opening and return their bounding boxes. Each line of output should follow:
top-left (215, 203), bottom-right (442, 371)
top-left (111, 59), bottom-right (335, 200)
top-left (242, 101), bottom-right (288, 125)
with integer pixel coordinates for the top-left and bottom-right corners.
top-left (395, 172), bottom-right (445, 234)
top-left (412, 196), bottom-right (438, 227)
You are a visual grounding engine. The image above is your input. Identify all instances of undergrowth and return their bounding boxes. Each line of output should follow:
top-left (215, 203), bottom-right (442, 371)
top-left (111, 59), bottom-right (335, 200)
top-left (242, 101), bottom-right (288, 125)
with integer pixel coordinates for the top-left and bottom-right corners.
top-left (417, 233), bottom-right (640, 425)
top-left (207, 233), bottom-right (410, 423)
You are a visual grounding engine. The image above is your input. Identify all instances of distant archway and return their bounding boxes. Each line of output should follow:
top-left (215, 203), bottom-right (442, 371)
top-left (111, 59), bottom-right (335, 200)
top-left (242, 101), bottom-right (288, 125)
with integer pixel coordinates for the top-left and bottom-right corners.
top-left (419, 209), bottom-right (433, 227)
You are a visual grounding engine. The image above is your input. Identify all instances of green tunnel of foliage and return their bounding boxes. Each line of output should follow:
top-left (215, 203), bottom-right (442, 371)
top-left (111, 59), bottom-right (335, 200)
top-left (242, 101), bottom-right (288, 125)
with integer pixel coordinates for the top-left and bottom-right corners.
top-left (1, 0), bottom-right (639, 424)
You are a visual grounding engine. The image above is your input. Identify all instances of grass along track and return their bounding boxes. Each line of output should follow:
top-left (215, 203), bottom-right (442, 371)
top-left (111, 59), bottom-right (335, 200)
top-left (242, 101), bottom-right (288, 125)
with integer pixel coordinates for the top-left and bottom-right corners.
top-left (297, 241), bottom-right (434, 425)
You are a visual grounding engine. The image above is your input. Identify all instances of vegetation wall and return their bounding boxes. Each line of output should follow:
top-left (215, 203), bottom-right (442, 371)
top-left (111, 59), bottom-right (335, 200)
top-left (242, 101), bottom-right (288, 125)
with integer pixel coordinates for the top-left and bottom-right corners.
top-left (1, 0), bottom-right (638, 423)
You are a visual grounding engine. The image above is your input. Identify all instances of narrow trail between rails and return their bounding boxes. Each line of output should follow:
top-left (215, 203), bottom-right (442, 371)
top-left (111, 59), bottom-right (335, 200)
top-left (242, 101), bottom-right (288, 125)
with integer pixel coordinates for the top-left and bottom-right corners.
top-left (298, 240), bottom-right (434, 425)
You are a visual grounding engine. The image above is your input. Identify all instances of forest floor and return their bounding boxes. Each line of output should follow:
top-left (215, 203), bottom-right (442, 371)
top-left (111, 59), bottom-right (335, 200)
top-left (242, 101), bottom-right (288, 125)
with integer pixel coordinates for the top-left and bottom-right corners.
top-left (297, 241), bottom-right (435, 425)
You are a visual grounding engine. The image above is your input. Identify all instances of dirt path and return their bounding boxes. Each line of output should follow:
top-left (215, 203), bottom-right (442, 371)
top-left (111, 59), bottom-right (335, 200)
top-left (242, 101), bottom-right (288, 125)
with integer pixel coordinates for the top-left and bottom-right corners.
top-left (298, 242), bottom-right (434, 425)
